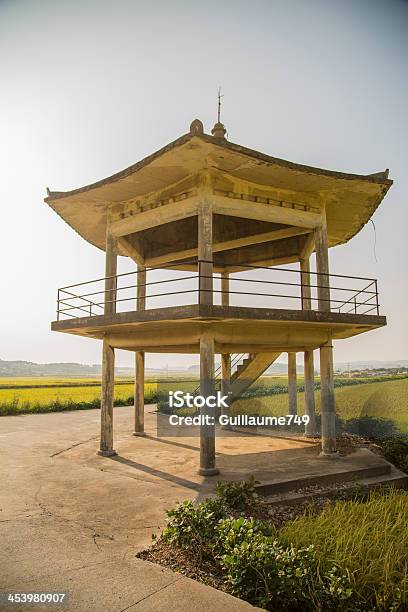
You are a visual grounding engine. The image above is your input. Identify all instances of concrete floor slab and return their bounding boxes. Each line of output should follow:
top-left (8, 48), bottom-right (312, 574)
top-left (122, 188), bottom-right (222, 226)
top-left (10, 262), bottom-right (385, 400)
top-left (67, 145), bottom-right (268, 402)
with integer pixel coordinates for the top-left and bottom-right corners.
top-left (0, 404), bottom-right (391, 611)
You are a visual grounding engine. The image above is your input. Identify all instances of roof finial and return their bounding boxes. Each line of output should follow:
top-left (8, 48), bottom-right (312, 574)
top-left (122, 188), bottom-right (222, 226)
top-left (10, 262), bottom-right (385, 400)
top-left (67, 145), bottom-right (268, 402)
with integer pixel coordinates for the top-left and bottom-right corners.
top-left (212, 87), bottom-right (227, 139)
top-left (217, 86), bottom-right (223, 123)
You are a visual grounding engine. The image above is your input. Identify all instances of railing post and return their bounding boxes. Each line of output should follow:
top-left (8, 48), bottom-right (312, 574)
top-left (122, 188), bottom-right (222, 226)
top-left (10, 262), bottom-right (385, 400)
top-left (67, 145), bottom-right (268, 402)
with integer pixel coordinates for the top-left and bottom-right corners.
top-left (57, 289), bottom-right (60, 321)
top-left (375, 280), bottom-right (379, 315)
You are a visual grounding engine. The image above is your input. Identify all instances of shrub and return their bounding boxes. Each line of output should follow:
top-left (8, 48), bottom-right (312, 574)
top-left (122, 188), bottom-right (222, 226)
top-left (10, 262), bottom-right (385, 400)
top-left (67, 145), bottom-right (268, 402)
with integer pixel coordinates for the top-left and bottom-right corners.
top-left (380, 436), bottom-right (408, 472)
top-left (215, 476), bottom-right (261, 510)
top-left (216, 517), bottom-right (353, 611)
top-left (344, 415), bottom-right (399, 439)
top-left (162, 498), bottom-right (224, 558)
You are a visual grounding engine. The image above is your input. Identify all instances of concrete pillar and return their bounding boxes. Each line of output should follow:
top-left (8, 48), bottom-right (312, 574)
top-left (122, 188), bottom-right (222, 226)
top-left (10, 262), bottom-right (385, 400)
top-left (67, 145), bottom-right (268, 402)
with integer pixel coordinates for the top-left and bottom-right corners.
top-left (134, 265), bottom-right (146, 436)
top-left (220, 353), bottom-right (231, 429)
top-left (220, 271), bottom-right (231, 428)
top-left (104, 231), bottom-right (117, 315)
top-left (221, 271), bottom-right (229, 307)
top-left (304, 350), bottom-right (316, 436)
top-left (133, 351), bottom-right (145, 436)
top-left (198, 180), bottom-right (213, 306)
top-left (99, 229), bottom-right (117, 456)
top-left (99, 338), bottom-right (116, 456)
top-left (319, 342), bottom-right (338, 456)
top-left (300, 257), bottom-right (312, 310)
top-left (314, 209), bottom-right (331, 312)
top-left (199, 331), bottom-right (218, 476)
top-left (287, 352), bottom-right (297, 415)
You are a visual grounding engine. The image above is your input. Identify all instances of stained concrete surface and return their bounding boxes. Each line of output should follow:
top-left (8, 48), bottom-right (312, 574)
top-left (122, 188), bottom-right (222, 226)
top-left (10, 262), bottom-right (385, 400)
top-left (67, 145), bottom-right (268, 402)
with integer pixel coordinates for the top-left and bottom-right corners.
top-left (0, 404), bottom-right (388, 611)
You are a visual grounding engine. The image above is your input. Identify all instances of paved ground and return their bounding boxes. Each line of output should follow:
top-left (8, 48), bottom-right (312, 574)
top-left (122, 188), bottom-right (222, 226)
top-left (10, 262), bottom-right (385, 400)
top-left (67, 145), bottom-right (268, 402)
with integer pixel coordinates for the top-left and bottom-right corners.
top-left (1, 406), bottom-right (267, 611)
top-left (1, 404), bottom-right (387, 611)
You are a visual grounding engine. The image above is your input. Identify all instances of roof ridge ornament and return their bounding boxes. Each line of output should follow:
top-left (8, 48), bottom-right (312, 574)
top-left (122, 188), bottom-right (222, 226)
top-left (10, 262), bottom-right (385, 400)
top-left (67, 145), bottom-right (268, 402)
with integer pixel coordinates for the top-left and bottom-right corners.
top-left (211, 86), bottom-right (227, 139)
top-left (189, 119), bottom-right (204, 136)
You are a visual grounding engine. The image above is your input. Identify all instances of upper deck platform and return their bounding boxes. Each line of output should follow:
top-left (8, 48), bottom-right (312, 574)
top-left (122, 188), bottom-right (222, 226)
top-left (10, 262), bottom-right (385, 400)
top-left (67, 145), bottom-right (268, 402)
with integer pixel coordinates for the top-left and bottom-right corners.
top-left (51, 261), bottom-right (386, 353)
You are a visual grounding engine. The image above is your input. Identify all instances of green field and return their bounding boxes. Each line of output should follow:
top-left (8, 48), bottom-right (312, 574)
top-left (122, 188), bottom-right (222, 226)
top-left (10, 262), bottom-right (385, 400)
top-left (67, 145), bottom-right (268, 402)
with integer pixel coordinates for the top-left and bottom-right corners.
top-left (233, 376), bottom-right (408, 433)
top-left (0, 375), bottom-right (407, 433)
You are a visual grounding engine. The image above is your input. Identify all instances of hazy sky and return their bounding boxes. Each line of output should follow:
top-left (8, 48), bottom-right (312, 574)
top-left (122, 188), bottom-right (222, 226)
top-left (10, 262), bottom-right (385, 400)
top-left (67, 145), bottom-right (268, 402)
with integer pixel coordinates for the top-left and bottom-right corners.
top-left (1, 0), bottom-right (407, 368)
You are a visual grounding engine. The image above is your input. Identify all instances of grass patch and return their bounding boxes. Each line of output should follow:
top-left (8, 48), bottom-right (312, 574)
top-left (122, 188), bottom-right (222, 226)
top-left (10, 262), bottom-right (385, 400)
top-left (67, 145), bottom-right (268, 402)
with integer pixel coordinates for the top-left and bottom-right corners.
top-left (280, 489), bottom-right (408, 610)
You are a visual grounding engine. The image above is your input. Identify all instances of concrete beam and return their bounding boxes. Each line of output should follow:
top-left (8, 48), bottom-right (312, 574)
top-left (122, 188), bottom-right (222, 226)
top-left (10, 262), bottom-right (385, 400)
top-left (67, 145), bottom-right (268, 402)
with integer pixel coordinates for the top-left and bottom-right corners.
top-left (212, 194), bottom-right (321, 229)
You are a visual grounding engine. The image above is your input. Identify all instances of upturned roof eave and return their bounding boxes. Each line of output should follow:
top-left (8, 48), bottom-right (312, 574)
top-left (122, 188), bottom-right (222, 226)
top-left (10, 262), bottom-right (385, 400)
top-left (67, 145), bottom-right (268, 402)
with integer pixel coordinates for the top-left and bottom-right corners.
top-left (44, 130), bottom-right (392, 204)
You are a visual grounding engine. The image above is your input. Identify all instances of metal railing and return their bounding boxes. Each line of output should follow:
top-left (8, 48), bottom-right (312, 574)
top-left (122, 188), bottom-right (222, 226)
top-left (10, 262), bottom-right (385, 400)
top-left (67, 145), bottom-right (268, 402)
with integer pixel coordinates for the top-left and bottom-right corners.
top-left (56, 260), bottom-right (380, 320)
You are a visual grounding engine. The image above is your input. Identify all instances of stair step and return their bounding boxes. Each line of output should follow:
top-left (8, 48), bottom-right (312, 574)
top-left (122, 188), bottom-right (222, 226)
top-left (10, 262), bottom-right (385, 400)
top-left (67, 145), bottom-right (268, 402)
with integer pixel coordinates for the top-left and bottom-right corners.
top-left (255, 462), bottom-right (391, 496)
top-left (264, 466), bottom-right (408, 507)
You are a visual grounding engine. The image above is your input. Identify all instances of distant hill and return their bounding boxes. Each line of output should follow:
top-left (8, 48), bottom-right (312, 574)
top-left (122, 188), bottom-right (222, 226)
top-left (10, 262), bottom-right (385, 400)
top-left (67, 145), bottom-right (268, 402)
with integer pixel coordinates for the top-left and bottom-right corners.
top-left (0, 358), bottom-right (101, 377)
top-left (1, 357), bottom-right (406, 378)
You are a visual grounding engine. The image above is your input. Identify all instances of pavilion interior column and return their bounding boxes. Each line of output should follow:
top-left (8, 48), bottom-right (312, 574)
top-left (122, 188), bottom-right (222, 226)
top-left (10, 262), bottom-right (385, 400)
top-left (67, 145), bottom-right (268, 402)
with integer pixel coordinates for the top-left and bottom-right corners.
top-left (304, 350), bottom-right (317, 436)
top-left (300, 256), bottom-right (312, 310)
top-left (199, 330), bottom-right (218, 475)
top-left (300, 255), bottom-right (316, 435)
top-left (134, 265), bottom-right (146, 436)
top-left (314, 209), bottom-right (337, 456)
top-left (197, 181), bottom-right (217, 474)
top-left (220, 271), bottom-right (231, 428)
top-left (99, 228), bottom-right (117, 456)
top-left (314, 209), bottom-right (331, 313)
top-left (198, 178), bottom-right (213, 307)
top-left (287, 352), bottom-right (297, 415)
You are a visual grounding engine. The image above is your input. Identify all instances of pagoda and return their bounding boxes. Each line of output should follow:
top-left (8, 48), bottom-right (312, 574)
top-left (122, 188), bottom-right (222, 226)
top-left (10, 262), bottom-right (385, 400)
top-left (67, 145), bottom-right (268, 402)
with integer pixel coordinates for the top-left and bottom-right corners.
top-left (46, 118), bottom-right (391, 475)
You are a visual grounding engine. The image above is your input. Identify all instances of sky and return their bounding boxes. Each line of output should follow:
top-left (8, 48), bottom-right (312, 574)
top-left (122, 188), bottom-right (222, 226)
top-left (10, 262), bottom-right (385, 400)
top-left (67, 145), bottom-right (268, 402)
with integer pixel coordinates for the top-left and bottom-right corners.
top-left (0, 0), bottom-right (407, 368)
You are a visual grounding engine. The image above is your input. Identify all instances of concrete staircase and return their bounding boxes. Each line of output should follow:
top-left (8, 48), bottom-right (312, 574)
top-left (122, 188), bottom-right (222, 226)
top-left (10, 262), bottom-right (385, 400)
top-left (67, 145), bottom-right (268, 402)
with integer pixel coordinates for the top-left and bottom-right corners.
top-left (251, 448), bottom-right (408, 506)
top-left (229, 352), bottom-right (282, 403)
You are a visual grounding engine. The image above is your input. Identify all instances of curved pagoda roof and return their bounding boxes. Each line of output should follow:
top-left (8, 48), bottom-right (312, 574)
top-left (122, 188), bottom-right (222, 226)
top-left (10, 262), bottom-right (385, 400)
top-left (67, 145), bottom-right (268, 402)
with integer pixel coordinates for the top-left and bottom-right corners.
top-left (45, 119), bottom-right (392, 262)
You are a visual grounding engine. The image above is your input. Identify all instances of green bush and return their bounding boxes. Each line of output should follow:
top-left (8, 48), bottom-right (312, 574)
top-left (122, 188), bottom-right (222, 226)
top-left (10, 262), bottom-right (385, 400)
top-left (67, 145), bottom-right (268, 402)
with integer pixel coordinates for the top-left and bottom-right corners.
top-left (380, 436), bottom-right (408, 472)
top-left (162, 498), bottom-right (224, 558)
top-left (344, 415), bottom-right (399, 439)
top-left (214, 476), bottom-right (261, 510)
top-left (215, 517), bottom-right (353, 611)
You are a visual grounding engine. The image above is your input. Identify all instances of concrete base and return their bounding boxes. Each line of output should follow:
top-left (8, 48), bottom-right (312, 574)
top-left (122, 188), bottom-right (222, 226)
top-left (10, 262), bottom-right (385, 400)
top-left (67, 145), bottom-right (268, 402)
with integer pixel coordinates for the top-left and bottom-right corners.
top-left (319, 451), bottom-right (340, 459)
top-left (198, 467), bottom-right (220, 476)
top-left (133, 431), bottom-right (146, 437)
top-left (97, 449), bottom-right (117, 457)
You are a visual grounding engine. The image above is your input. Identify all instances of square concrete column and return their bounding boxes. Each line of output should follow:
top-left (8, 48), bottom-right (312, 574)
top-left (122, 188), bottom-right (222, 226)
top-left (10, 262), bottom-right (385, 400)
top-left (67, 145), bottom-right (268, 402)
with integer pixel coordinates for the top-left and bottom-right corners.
top-left (99, 338), bottom-right (116, 456)
top-left (314, 210), bottom-right (337, 455)
top-left (199, 331), bottom-right (218, 476)
top-left (287, 352), bottom-right (297, 415)
top-left (99, 229), bottom-right (117, 456)
top-left (319, 342), bottom-right (338, 456)
top-left (314, 208), bottom-right (331, 312)
top-left (198, 178), bottom-right (213, 306)
top-left (303, 350), bottom-right (317, 436)
top-left (134, 265), bottom-right (146, 436)
top-left (300, 256), bottom-right (316, 436)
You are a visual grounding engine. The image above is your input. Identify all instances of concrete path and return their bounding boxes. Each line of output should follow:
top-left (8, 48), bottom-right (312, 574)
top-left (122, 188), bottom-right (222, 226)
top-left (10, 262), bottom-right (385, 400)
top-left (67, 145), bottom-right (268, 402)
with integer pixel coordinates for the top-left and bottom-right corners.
top-left (0, 406), bottom-right (269, 611)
